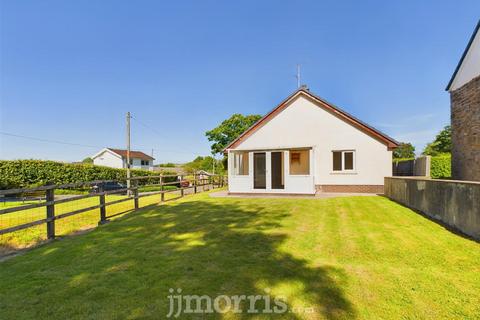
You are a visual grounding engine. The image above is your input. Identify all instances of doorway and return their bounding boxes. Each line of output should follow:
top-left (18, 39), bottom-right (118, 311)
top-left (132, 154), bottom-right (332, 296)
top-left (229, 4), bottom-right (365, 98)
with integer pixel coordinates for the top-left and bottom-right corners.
top-left (271, 152), bottom-right (284, 189)
top-left (253, 153), bottom-right (266, 189)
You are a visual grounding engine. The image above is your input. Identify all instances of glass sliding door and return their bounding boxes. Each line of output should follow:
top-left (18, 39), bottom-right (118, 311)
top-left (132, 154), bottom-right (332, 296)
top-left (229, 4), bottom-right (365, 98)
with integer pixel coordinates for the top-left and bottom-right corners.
top-left (271, 151), bottom-right (284, 189)
top-left (253, 153), bottom-right (266, 189)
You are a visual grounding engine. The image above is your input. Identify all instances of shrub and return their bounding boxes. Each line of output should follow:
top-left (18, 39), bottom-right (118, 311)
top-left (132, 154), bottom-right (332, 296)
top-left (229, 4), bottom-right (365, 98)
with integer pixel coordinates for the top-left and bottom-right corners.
top-left (0, 160), bottom-right (175, 189)
top-left (393, 158), bottom-right (415, 164)
top-left (430, 154), bottom-right (451, 179)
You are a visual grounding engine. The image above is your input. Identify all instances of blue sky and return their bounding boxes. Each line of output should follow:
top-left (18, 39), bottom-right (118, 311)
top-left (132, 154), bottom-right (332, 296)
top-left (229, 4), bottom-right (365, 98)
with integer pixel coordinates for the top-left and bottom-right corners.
top-left (0, 1), bottom-right (479, 163)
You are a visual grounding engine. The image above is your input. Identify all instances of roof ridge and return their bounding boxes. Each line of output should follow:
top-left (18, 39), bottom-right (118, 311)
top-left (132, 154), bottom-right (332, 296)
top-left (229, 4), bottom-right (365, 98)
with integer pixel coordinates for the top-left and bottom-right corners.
top-left (224, 88), bottom-right (399, 151)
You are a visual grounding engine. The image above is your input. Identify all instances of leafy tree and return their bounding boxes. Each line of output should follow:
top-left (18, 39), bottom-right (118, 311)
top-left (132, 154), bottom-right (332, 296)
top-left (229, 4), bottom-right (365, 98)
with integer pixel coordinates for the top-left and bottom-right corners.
top-left (423, 125), bottom-right (452, 156)
top-left (82, 157), bottom-right (93, 164)
top-left (183, 156), bottom-right (225, 174)
top-left (156, 162), bottom-right (176, 167)
top-left (205, 113), bottom-right (262, 155)
top-left (393, 143), bottom-right (415, 159)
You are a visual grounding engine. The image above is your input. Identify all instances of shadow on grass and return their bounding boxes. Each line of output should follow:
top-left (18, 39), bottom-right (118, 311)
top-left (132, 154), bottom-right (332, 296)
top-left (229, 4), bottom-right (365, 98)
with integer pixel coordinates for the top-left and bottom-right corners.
top-left (1, 198), bottom-right (355, 319)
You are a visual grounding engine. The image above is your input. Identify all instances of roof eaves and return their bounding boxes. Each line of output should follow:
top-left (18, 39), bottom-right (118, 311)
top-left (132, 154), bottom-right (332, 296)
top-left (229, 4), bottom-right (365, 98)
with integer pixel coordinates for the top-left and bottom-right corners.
top-left (305, 91), bottom-right (400, 147)
top-left (222, 89), bottom-right (304, 152)
top-left (224, 88), bottom-right (399, 151)
top-left (446, 19), bottom-right (480, 91)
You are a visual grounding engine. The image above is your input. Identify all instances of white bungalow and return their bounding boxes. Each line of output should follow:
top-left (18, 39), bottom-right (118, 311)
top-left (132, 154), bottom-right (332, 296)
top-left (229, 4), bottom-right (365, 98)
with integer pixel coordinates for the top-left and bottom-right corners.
top-left (224, 87), bottom-right (399, 194)
top-left (91, 148), bottom-right (155, 171)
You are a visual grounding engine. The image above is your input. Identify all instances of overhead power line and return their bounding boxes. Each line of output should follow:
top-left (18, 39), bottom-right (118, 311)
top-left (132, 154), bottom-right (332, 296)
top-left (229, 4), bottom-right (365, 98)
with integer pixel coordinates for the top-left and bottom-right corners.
top-left (130, 114), bottom-right (207, 156)
top-left (0, 131), bottom-right (102, 149)
top-left (0, 130), bottom-right (206, 156)
top-left (130, 115), bottom-right (165, 138)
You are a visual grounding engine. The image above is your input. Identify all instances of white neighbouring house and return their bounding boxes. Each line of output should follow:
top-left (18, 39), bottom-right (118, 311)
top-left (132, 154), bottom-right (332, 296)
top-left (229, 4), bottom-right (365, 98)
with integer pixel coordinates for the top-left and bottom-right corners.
top-left (224, 87), bottom-right (399, 195)
top-left (91, 148), bottom-right (155, 171)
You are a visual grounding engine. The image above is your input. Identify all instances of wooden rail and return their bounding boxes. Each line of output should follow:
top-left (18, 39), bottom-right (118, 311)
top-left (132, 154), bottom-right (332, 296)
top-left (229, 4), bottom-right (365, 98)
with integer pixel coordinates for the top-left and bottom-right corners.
top-left (0, 174), bottom-right (226, 238)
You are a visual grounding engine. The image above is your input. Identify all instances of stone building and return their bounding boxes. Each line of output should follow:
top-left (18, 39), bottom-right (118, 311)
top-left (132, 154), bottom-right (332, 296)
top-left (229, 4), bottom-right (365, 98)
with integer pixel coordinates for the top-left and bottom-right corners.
top-left (446, 20), bottom-right (480, 181)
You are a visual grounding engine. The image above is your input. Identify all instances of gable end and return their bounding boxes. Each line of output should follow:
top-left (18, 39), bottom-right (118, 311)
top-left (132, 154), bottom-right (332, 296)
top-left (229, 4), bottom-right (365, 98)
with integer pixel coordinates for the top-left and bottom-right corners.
top-left (224, 89), bottom-right (399, 151)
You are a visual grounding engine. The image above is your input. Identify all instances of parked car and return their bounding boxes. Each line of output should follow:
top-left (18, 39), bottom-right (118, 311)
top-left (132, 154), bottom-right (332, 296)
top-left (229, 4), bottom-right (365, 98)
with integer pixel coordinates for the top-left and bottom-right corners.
top-left (90, 182), bottom-right (126, 194)
top-left (180, 180), bottom-right (190, 188)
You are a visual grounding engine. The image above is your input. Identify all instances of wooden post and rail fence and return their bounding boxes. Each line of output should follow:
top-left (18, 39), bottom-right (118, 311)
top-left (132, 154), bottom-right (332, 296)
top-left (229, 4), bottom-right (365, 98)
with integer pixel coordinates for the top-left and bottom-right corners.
top-left (0, 174), bottom-right (226, 240)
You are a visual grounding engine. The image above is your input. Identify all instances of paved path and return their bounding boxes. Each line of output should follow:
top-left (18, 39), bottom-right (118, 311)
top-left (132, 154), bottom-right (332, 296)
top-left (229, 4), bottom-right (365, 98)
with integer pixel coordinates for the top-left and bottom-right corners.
top-left (209, 190), bottom-right (378, 199)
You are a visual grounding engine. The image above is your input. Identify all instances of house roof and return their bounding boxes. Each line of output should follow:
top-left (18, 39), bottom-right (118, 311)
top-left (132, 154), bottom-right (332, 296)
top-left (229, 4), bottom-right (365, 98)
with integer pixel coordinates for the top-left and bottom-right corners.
top-left (107, 148), bottom-right (155, 160)
top-left (224, 87), bottom-right (399, 151)
top-left (446, 19), bottom-right (480, 91)
top-left (196, 170), bottom-right (213, 176)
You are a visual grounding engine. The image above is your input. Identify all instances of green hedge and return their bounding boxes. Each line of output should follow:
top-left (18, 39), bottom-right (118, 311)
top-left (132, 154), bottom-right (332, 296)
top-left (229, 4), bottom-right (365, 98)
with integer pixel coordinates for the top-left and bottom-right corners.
top-left (430, 154), bottom-right (451, 179)
top-left (0, 160), bottom-right (175, 189)
top-left (392, 157), bottom-right (414, 164)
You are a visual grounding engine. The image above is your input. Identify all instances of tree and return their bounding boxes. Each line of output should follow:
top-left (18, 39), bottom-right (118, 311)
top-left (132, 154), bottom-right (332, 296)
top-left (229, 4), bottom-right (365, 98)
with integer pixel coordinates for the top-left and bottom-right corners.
top-left (156, 162), bottom-right (176, 168)
top-left (423, 125), bottom-right (452, 156)
top-left (393, 142), bottom-right (415, 159)
top-left (205, 113), bottom-right (262, 155)
top-left (82, 157), bottom-right (93, 164)
top-left (183, 156), bottom-right (225, 174)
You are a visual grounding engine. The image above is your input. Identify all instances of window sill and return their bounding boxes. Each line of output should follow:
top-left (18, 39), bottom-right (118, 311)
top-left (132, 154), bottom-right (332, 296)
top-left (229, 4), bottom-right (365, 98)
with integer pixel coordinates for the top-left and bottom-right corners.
top-left (330, 171), bottom-right (357, 175)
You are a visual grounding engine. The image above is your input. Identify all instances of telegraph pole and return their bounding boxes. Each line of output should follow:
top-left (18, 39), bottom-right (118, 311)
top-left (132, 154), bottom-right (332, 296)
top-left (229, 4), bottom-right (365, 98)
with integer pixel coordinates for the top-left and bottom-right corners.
top-left (126, 112), bottom-right (131, 194)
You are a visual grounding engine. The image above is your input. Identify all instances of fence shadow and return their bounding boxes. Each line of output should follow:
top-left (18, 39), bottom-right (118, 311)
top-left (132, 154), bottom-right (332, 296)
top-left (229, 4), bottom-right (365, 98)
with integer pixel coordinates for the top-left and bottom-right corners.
top-left (1, 198), bottom-right (356, 319)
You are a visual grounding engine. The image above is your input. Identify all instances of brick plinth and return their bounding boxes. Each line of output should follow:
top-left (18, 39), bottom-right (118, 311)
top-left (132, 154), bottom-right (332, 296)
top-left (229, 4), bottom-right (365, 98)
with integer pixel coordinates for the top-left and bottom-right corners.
top-left (316, 185), bottom-right (384, 193)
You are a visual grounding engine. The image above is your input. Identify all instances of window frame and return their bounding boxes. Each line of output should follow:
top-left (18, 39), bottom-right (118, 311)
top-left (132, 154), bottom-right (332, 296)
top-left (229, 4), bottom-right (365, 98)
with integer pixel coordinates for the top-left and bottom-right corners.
top-left (332, 150), bottom-right (356, 173)
top-left (289, 149), bottom-right (311, 176)
top-left (232, 151), bottom-right (249, 176)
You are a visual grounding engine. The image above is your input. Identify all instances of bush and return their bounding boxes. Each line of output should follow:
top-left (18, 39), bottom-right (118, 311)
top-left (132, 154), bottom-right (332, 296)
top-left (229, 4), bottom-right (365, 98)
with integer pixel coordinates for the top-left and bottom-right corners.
top-left (393, 158), bottom-right (415, 164)
top-left (0, 160), bottom-right (175, 190)
top-left (430, 154), bottom-right (451, 179)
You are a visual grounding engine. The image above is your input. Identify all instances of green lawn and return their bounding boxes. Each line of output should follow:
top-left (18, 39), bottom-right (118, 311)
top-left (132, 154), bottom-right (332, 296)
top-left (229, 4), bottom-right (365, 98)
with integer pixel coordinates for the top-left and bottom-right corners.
top-left (0, 192), bottom-right (179, 255)
top-left (0, 193), bottom-right (479, 319)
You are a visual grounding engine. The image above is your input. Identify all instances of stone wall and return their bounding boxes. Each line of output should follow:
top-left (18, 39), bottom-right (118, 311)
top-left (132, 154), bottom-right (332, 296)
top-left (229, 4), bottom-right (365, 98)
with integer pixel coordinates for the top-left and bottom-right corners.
top-left (392, 156), bottom-right (431, 177)
top-left (451, 75), bottom-right (480, 181)
top-left (385, 177), bottom-right (480, 240)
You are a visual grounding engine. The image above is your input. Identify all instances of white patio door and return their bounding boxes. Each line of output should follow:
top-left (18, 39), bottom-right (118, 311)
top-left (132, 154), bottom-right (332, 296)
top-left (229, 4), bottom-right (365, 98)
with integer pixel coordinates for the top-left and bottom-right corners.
top-left (271, 151), bottom-right (284, 189)
top-left (251, 151), bottom-right (286, 192)
top-left (253, 152), bottom-right (266, 189)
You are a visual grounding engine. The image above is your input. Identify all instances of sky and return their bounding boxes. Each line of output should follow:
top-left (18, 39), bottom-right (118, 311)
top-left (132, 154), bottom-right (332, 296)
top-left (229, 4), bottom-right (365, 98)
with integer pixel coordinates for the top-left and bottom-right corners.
top-left (0, 1), bottom-right (479, 164)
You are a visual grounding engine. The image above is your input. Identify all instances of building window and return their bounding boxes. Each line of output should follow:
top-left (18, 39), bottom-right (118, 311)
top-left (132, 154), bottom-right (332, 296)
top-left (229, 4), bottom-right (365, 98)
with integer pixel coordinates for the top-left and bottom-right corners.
top-left (141, 160), bottom-right (149, 166)
top-left (289, 150), bottom-right (310, 175)
top-left (332, 150), bottom-right (355, 172)
top-left (233, 152), bottom-right (249, 175)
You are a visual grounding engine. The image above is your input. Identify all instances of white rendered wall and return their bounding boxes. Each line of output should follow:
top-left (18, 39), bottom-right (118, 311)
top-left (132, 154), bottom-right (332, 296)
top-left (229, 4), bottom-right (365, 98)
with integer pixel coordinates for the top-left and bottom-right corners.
top-left (450, 30), bottom-right (480, 91)
top-left (228, 94), bottom-right (392, 191)
top-left (93, 150), bottom-right (123, 168)
top-left (123, 158), bottom-right (154, 171)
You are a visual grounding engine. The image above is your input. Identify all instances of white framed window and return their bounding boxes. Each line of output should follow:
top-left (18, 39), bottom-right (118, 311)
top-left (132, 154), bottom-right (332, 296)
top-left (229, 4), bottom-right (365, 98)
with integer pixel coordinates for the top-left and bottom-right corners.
top-left (289, 149), bottom-right (310, 175)
top-left (332, 150), bottom-right (355, 172)
top-left (233, 151), bottom-right (249, 175)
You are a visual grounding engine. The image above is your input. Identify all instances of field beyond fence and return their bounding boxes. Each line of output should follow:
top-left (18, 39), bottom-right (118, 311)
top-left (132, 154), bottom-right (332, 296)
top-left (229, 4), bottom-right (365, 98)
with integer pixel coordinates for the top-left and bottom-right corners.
top-left (0, 173), bottom-right (226, 257)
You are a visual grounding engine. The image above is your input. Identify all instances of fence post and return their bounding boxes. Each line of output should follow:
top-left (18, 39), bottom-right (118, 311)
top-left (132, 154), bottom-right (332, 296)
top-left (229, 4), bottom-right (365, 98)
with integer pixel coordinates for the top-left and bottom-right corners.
top-left (45, 185), bottom-right (55, 240)
top-left (160, 174), bottom-right (165, 202)
top-left (98, 185), bottom-right (107, 225)
top-left (193, 173), bottom-right (197, 193)
top-left (180, 175), bottom-right (184, 197)
top-left (133, 180), bottom-right (139, 210)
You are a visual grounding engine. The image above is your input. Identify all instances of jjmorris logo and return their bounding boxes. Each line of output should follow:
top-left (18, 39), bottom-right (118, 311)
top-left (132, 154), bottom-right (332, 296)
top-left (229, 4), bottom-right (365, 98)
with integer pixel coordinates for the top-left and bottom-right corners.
top-left (167, 288), bottom-right (314, 317)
